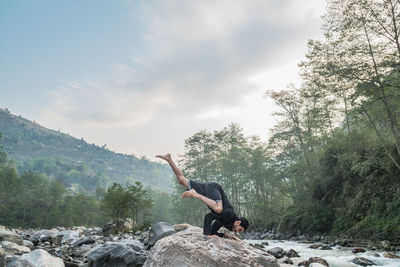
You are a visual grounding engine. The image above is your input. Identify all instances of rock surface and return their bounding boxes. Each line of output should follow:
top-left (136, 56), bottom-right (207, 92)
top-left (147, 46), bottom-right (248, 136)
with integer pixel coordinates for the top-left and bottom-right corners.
top-left (147, 222), bottom-right (176, 248)
top-left (144, 226), bottom-right (279, 267)
top-left (21, 249), bottom-right (64, 267)
top-left (0, 230), bottom-right (23, 245)
top-left (267, 247), bottom-right (285, 258)
top-left (298, 257), bottom-right (329, 267)
top-left (352, 247), bottom-right (366, 254)
top-left (86, 242), bottom-right (147, 267)
top-left (383, 252), bottom-right (400, 259)
top-left (351, 256), bottom-right (376, 266)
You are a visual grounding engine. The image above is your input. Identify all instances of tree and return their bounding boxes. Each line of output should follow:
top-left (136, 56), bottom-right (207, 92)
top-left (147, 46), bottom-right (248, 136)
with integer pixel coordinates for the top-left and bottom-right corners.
top-left (102, 183), bottom-right (130, 220)
top-left (300, 0), bottom-right (400, 170)
top-left (102, 182), bottom-right (153, 224)
top-left (126, 181), bottom-right (153, 226)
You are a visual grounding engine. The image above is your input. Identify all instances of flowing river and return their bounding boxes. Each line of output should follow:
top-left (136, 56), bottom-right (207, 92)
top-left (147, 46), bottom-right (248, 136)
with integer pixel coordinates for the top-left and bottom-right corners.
top-left (246, 240), bottom-right (400, 267)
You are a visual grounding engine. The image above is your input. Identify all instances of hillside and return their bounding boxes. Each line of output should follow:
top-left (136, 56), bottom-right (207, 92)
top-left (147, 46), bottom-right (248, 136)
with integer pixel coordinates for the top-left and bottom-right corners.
top-left (0, 108), bottom-right (172, 192)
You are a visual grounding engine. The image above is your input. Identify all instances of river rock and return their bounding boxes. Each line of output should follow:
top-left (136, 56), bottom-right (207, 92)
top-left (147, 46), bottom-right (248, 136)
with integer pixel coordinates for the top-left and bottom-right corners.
top-left (70, 236), bottom-right (95, 247)
top-left (86, 242), bottom-right (147, 267)
top-left (1, 241), bottom-right (31, 255)
top-left (261, 241), bottom-right (269, 246)
top-left (286, 248), bottom-right (300, 258)
top-left (352, 247), bottom-right (366, 254)
top-left (148, 222), bottom-right (176, 248)
top-left (119, 240), bottom-right (145, 251)
top-left (23, 240), bottom-right (35, 249)
top-left (71, 244), bottom-right (92, 257)
top-left (58, 230), bottom-right (81, 245)
top-left (267, 247), bottom-right (285, 258)
top-left (0, 247), bottom-right (5, 266)
top-left (33, 230), bottom-right (57, 243)
top-left (143, 226), bottom-right (279, 267)
top-left (351, 257), bottom-right (376, 266)
top-left (380, 240), bottom-right (390, 249)
top-left (29, 235), bottom-right (40, 246)
top-left (298, 257), bottom-right (329, 267)
top-left (0, 230), bottom-right (23, 245)
top-left (278, 257), bottom-right (293, 264)
top-left (21, 249), bottom-right (64, 267)
top-left (383, 252), bottom-right (400, 258)
top-left (5, 255), bottom-right (33, 267)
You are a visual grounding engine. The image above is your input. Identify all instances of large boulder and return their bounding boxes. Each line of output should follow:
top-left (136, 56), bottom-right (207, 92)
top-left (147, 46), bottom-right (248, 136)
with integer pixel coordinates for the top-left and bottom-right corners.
top-left (86, 242), bottom-right (147, 267)
top-left (5, 255), bottom-right (33, 267)
top-left (0, 230), bottom-right (23, 245)
top-left (148, 222), bottom-right (176, 247)
top-left (267, 247), bottom-right (285, 258)
top-left (1, 241), bottom-right (31, 255)
top-left (21, 249), bottom-right (64, 267)
top-left (143, 226), bottom-right (279, 267)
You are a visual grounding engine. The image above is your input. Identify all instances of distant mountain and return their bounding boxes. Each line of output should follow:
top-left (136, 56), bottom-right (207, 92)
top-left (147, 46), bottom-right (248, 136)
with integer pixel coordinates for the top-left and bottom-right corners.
top-left (0, 108), bottom-right (172, 192)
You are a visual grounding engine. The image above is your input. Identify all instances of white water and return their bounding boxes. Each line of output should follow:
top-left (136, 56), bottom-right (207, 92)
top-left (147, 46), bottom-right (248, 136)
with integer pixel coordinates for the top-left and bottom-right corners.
top-left (246, 240), bottom-right (400, 267)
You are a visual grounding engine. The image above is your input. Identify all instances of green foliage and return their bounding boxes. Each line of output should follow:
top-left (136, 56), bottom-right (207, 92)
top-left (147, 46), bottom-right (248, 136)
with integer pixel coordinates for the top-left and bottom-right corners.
top-left (173, 124), bottom-right (287, 228)
top-left (0, 160), bottom-right (107, 228)
top-left (150, 190), bottom-right (177, 224)
top-left (102, 182), bottom-right (153, 225)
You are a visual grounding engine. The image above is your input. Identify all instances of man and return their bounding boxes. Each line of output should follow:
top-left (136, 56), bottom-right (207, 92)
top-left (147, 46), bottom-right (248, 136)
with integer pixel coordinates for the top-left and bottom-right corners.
top-left (156, 154), bottom-right (249, 239)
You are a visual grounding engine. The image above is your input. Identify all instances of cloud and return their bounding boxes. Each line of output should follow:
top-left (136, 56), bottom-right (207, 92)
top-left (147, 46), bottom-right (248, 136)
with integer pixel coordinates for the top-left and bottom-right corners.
top-left (42, 0), bottom-right (324, 157)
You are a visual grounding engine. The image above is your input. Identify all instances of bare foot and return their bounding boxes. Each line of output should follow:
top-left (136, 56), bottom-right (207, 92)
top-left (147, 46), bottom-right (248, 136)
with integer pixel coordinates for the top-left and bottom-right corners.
top-left (155, 154), bottom-right (172, 161)
top-left (182, 189), bottom-right (197, 198)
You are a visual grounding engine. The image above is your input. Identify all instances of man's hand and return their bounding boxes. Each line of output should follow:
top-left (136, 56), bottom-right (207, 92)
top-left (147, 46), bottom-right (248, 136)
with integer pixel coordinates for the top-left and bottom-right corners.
top-left (206, 235), bottom-right (220, 239)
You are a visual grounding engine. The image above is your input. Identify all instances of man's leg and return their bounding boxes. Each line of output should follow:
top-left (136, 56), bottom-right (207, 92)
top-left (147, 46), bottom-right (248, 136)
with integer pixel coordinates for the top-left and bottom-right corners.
top-left (156, 154), bottom-right (189, 188)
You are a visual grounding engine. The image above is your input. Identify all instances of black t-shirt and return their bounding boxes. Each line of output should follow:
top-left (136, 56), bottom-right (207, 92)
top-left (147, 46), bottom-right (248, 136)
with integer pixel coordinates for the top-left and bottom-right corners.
top-left (188, 181), bottom-right (234, 211)
top-left (189, 180), bottom-right (238, 235)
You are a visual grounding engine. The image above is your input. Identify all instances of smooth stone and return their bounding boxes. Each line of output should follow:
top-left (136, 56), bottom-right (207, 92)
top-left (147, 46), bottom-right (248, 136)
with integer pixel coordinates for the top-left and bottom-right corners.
top-left (0, 230), bottom-right (23, 245)
top-left (86, 243), bottom-right (147, 267)
top-left (23, 240), bottom-right (35, 249)
top-left (21, 249), bottom-right (64, 267)
top-left (286, 248), bottom-right (300, 258)
top-left (383, 252), bottom-right (400, 259)
top-left (351, 257), bottom-right (376, 266)
top-left (5, 255), bottom-right (33, 267)
top-left (267, 247), bottom-right (285, 259)
top-left (353, 247), bottom-right (366, 254)
top-left (1, 241), bottom-right (31, 255)
top-left (148, 222), bottom-right (176, 248)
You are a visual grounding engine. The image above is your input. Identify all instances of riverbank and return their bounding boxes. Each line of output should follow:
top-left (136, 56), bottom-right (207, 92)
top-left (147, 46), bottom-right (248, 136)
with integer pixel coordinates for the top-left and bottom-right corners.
top-left (242, 228), bottom-right (400, 252)
top-left (1, 222), bottom-right (399, 266)
top-left (246, 239), bottom-right (400, 267)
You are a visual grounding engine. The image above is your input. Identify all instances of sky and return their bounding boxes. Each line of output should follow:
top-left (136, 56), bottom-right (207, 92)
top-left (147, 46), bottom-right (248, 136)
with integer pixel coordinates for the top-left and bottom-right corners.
top-left (0, 0), bottom-right (326, 160)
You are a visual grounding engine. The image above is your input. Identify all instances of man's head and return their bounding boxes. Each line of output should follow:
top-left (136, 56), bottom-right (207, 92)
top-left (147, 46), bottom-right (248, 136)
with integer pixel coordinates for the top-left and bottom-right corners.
top-left (232, 217), bottom-right (249, 233)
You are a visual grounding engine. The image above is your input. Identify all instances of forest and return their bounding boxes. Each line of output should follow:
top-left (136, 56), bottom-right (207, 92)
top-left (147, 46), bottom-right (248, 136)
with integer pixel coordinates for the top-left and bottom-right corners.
top-left (168, 0), bottom-right (400, 240)
top-left (0, 108), bottom-right (172, 192)
top-left (0, 0), bottom-right (399, 240)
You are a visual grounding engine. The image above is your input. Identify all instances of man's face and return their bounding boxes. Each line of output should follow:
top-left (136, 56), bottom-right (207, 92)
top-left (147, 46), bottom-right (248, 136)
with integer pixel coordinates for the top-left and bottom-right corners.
top-left (232, 221), bottom-right (244, 233)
